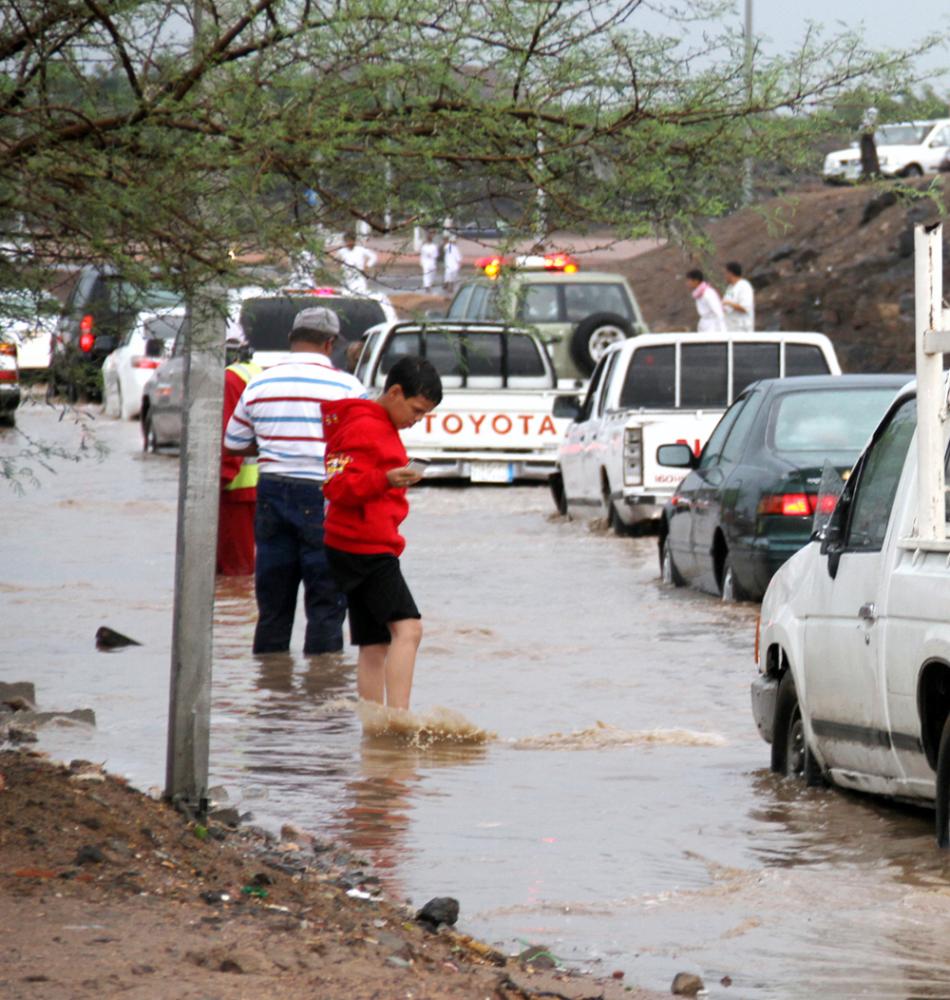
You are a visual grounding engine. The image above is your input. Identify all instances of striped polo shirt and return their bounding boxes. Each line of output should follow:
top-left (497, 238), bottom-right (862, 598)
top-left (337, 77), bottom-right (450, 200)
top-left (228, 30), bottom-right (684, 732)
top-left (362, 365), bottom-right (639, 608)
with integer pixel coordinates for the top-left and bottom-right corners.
top-left (224, 354), bottom-right (366, 481)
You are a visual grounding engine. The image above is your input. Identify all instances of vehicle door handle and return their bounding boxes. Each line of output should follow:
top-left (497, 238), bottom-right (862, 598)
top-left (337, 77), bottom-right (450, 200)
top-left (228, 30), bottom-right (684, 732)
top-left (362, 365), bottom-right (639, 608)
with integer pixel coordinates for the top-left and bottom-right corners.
top-left (858, 602), bottom-right (876, 622)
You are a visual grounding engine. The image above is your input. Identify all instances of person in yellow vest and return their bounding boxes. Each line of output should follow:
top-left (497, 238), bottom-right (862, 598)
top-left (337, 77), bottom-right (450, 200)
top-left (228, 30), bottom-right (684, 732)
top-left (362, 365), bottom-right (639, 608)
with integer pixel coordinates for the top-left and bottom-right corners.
top-left (217, 344), bottom-right (262, 575)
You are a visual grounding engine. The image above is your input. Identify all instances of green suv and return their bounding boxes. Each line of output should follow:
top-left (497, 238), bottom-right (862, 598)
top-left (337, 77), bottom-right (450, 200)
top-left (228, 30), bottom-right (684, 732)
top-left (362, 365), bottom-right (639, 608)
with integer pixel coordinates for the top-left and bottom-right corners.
top-left (445, 268), bottom-right (647, 379)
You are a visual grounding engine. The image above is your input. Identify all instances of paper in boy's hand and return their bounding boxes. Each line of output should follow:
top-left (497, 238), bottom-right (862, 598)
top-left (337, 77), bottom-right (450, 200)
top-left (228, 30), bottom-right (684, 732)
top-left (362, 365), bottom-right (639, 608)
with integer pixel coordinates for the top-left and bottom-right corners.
top-left (406, 458), bottom-right (431, 476)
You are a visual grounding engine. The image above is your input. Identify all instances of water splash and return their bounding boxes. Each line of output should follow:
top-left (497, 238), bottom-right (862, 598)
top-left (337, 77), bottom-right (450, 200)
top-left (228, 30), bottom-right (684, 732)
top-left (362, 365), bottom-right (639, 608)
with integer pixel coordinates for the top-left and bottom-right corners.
top-left (355, 700), bottom-right (495, 747)
top-left (511, 720), bottom-right (727, 751)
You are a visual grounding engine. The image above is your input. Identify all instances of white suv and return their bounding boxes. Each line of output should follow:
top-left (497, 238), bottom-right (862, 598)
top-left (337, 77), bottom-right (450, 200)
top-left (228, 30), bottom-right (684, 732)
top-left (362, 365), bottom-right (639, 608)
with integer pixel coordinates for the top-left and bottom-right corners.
top-left (823, 119), bottom-right (950, 182)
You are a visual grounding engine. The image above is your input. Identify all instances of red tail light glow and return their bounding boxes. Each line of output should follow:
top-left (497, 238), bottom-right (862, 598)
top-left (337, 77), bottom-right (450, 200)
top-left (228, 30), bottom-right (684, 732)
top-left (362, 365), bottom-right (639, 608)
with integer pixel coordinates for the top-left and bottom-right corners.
top-left (757, 493), bottom-right (823, 517)
top-left (0, 342), bottom-right (16, 356)
top-left (132, 356), bottom-right (162, 369)
top-left (79, 331), bottom-right (95, 352)
top-left (0, 369), bottom-right (17, 382)
top-left (80, 314), bottom-right (94, 335)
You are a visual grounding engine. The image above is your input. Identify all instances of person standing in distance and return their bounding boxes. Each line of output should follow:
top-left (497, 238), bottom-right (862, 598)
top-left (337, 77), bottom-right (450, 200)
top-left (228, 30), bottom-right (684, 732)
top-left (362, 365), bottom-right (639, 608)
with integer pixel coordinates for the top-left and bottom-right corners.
top-left (685, 269), bottom-right (726, 332)
top-left (722, 262), bottom-right (755, 332)
top-left (322, 357), bottom-right (443, 711)
top-left (419, 230), bottom-right (439, 292)
top-left (441, 234), bottom-right (462, 293)
top-left (224, 307), bottom-right (366, 655)
top-left (333, 230), bottom-right (378, 295)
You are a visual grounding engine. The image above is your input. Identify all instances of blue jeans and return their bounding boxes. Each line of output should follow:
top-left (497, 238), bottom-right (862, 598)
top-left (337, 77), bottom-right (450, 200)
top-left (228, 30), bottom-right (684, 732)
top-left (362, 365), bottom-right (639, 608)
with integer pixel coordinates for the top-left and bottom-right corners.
top-left (253, 476), bottom-right (345, 655)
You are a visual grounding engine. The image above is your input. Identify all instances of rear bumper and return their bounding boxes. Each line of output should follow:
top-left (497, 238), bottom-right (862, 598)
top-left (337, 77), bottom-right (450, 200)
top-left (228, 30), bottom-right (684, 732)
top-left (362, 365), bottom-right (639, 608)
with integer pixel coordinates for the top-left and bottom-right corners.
top-left (751, 673), bottom-right (779, 744)
top-left (415, 455), bottom-right (557, 483)
top-left (619, 489), bottom-right (668, 523)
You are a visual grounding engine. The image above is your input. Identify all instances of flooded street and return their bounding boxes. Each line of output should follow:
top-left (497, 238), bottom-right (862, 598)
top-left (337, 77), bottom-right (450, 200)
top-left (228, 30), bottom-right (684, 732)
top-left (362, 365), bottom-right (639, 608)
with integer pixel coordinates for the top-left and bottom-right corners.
top-left (6, 398), bottom-right (950, 999)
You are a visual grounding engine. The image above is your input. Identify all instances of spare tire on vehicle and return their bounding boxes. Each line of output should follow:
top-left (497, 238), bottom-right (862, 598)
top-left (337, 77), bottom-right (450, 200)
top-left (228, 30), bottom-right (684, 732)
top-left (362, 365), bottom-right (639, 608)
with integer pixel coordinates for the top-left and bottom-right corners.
top-left (569, 312), bottom-right (633, 375)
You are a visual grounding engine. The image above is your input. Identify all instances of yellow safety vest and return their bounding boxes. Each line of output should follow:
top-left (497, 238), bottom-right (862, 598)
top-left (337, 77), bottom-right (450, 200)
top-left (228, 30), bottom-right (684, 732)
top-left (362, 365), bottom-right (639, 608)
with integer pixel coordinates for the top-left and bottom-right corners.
top-left (225, 360), bottom-right (262, 492)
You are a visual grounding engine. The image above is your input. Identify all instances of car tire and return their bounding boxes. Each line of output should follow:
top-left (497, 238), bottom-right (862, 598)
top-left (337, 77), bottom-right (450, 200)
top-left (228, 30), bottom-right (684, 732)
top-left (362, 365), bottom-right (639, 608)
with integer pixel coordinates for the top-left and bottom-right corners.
top-left (771, 670), bottom-right (823, 785)
top-left (549, 471), bottom-right (568, 516)
top-left (935, 714), bottom-right (950, 848)
top-left (569, 312), bottom-right (633, 376)
top-left (601, 475), bottom-right (627, 536)
top-left (142, 412), bottom-right (160, 453)
top-left (659, 537), bottom-right (685, 587)
top-left (720, 553), bottom-right (748, 602)
top-left (902, 164), bottom-right (923, 178)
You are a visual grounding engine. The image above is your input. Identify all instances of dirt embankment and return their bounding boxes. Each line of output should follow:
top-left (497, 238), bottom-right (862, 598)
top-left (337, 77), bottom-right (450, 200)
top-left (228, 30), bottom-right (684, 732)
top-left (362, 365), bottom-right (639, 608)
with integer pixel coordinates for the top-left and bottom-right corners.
top-left (621, 178), bottom-right (950, 375)
top-left (0, 749), bottom-right (658, 1000)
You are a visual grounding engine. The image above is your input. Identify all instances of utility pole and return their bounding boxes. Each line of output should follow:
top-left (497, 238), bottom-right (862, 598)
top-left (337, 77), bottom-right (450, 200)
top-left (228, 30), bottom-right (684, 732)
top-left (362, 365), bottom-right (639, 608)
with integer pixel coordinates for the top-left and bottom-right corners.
top-left (165, 0), bottom-right (225, 813)
top-left (742, 0), bottom-right (754, 206)
top-left (164, 290), bottom-right (226, 813)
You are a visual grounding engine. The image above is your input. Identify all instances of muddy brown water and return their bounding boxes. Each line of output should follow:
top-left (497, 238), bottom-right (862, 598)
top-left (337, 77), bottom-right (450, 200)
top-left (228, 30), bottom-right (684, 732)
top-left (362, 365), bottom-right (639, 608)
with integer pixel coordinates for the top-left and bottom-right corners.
top-left (5, 397), bottom-right (950, 998)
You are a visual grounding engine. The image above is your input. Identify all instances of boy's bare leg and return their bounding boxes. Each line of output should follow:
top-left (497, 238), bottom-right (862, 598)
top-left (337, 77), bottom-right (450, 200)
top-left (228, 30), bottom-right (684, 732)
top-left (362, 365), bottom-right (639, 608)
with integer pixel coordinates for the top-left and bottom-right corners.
top-left (384, 618), bottom-right (423, 710)
top-left (357, 644), bottom-right (387, 703)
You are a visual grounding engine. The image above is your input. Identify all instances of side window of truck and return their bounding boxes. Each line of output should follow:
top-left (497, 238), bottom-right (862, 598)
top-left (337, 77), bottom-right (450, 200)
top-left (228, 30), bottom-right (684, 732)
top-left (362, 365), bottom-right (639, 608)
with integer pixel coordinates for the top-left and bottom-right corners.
top-left (681, 342), bottom-right (728, 408)
top-left (577, 354), bottom-right (610, 422)
top-left (618, 345), bottom-right (675, 409)
top-left (447, 285), bottom-right (474, 318)
top-left (785, 343), bottom-right (830, 377)
top-left (844, 398), bottom-right (917, 551)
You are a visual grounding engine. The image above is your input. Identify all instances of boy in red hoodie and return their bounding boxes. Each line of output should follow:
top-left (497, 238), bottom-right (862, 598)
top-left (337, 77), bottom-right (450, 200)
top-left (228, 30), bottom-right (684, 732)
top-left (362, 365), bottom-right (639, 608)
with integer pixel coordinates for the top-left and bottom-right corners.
top-left (322, 356), bottom-right (443, 711)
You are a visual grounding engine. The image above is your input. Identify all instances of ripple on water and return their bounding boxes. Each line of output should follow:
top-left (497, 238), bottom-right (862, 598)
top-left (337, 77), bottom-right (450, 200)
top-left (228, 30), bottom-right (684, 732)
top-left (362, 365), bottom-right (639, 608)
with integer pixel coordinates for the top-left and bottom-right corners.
top-left (511, 720), bottom-right (727, 751)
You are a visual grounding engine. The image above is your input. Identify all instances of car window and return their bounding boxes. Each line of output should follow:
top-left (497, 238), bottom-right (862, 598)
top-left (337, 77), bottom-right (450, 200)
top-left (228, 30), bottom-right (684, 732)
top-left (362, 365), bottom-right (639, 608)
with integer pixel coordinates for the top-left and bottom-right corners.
top-left (563, 283), bottom-right (631, 322)
top-left (467, 285), bottom-right (489, 319)
top-left (507, 335), bottom-right (547, 378)
top-left (784, 343), bottom-right (830, 377)
top-left (844, 397), bottom-right (916, 551)
top-left (376, 332), bottom-right (422, 381)
top-left (681, 343), bottom-right (728, 408)
top-left (240, 296), bottom-right (386, 350)
top-left (931, 126), bottom-right (950, 147)
top-left (577, 354), bottom-right (610, 422)
top-left (698, 395), bottom-right (749, 469)
top-left (720, 390), bottom-right (765, 464)
top-left (619, 345), bottom-right (675, 409)
top-left (770, 387), bottom-right (898, 453)
top-left (519, 285), bottom-right (560, 322)
top-left (733, 342), bottom-right (779, 395)
top-left (355, 329), bottom-right (381, 383)
top-left (596, 351), bottom-right (620, 416)
top-left (875, 124), bottom-right (930, 145)
top-left (447, 285), bottom-right (474, 318)
top-left (482, 288), bottom-right (504, 320)
top-left (143, 313), bottom-right (185, 344)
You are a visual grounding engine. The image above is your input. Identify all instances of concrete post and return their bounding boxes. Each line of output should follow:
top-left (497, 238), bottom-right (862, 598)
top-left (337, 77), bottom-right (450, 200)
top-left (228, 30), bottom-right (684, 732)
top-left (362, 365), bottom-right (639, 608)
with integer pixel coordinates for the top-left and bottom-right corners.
top-left (164, 288), bottom-right (226, 812)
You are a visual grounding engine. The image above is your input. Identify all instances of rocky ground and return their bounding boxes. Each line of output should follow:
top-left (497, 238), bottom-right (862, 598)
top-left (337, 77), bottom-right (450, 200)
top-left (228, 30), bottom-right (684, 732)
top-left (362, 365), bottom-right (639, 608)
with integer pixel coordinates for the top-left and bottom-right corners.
top-left (0, 738), bottom-right (665, 1000)
top-left (619, 177), bottom-right (950, 375)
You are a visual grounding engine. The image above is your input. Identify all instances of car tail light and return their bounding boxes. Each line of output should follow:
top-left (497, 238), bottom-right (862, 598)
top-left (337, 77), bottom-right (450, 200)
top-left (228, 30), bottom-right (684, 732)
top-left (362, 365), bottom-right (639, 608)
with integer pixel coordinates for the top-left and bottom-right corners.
top-left (623, 427), bottom-right (643, 485)
top-left (0, 369), bottom-right (17, 382)
top-left (80, 314), bottom-right (94, 335)
top-left (0, 342), bottom-right (16, 356)
top-left (79, 331), bottom-right (95, 352)
top-left (757, 493), bottom-right (816, 516)
top-left (131, 356), bottom-right (162, 369)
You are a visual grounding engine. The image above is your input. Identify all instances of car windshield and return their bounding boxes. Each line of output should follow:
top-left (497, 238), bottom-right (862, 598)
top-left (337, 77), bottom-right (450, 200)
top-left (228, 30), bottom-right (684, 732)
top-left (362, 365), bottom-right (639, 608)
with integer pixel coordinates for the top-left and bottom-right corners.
top-left (875, 124), bottom-right (931, 146)
top-left (239, 295), bottom-right (386, 350)
top-left (563, 283), bottom-right (630, 322)
top-left (770, 387), bottom-right (898, 453)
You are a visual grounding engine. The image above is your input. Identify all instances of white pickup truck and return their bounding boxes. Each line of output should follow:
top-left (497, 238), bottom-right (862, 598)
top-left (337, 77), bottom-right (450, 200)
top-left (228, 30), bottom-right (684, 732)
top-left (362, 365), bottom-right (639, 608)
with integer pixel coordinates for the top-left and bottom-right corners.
top-left (551, 331), bottom-right (840, 530)
top-left (354, 320), bottom-right (577, 482)
top-left (752, 222), bottom-right (950, 845)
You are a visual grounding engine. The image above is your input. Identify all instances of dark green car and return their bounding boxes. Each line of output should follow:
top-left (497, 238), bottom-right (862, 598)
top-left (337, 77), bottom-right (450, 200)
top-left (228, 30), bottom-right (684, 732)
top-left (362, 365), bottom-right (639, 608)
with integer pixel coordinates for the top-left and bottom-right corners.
top-left (657, 374), bottom-right (910, 602)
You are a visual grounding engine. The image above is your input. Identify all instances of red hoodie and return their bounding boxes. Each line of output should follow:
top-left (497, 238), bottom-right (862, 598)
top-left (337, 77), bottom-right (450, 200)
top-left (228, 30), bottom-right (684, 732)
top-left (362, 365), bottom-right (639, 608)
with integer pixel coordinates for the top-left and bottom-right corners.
top-left (322, 398), bottom-right (410, 557)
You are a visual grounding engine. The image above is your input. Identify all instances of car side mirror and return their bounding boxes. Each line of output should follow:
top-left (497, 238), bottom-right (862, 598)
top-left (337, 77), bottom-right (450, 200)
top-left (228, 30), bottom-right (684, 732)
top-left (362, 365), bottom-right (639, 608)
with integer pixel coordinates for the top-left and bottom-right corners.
top-left (144, 337), bottom-right (165, 358)
top-left (820, 522), bottom-right (844, 578)
top-left (552, 394), bottom-right (581, 420)
top-left (656, 443), bottom-right (697, 469)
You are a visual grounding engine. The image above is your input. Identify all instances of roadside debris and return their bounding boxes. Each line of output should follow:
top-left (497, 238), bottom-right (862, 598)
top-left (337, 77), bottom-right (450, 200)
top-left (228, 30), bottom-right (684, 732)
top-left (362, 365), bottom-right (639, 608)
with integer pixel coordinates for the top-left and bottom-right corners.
top-left (416, 895), bottom-right (460, 929)
top-left (671, 971), bottom-right (704, 995)
top-left (95, 626), bottom-right (142, 649)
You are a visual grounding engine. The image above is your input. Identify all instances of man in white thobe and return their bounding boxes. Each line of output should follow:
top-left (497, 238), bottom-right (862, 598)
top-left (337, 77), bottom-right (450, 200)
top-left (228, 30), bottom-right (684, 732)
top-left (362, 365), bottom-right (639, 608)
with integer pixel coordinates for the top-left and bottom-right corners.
top-left (686, 269), bottom-right (726, 332)
top-left (333, 231), bottom-right (377, 295)
top-left (441, 235), bottom-right (462, 292)
top-left (419, 230), bottom-right (439, 291)
top-left (722, 261), bottom-right (755, 332)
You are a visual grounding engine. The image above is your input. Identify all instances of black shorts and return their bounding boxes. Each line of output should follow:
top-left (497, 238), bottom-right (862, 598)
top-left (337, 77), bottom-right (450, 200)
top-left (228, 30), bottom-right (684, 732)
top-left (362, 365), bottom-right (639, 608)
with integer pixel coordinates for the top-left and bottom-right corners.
top-left (325, 547), bottom-right (420, 647)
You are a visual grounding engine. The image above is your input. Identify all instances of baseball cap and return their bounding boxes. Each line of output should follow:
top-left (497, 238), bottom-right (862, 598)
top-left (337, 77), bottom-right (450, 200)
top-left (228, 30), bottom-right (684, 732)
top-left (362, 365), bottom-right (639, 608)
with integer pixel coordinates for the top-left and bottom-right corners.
top-left (291, 306), bottom-right (340, 337)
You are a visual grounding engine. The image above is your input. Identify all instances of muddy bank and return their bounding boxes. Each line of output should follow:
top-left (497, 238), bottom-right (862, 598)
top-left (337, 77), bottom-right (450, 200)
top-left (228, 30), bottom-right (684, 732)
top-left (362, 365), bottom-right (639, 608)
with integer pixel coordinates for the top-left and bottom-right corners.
top-left (0, 749), bottom-right (660, 1000)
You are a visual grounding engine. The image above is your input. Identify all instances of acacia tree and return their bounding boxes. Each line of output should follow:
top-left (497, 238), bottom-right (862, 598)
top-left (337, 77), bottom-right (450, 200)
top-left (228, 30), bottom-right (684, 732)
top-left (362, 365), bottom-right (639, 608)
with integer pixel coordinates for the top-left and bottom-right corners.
top-left (1, 0), bottom-right (939, 298)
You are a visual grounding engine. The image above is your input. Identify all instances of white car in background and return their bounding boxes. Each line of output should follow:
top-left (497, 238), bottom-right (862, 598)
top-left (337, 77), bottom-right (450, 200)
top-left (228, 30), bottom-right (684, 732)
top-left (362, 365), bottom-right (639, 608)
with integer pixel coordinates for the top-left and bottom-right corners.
top-left (0, 289), bottom-right (59, 378)
top-left (102, 307), bottom-right (186, 420)
top-left (823, 119), bottom-right (950, 182)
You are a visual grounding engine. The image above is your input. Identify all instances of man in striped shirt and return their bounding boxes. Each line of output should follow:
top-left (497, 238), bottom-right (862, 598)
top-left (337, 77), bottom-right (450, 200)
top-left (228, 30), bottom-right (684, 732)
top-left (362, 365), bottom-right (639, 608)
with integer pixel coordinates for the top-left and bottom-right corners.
top-left (225, 306), bottom-right (366, 655)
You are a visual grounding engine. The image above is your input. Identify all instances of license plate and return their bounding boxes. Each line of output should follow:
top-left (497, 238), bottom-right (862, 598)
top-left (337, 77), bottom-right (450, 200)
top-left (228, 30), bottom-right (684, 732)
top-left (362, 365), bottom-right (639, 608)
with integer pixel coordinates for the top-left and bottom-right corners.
top-left (471, 461), bottom-right (514, 484)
